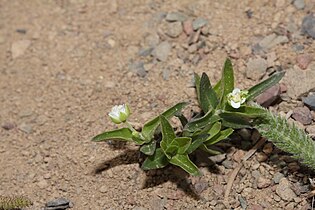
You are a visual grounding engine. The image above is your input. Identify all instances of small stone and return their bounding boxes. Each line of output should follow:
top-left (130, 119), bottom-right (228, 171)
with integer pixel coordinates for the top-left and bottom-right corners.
top-left (37, 179), bottom-right (48, 189)
top-left (183, 20), bottom-right (193, 35)
top-left (263, 143), bottom-right (273, 155)
top-left (256, 152), bottom-right (268, 162)
top-left (165, 12), bottom-right (187, 22)
top-left (1, 122), bottom-right (15, 130)
top-left (192, 18), bottom-right (208, 31)
top-left (208, 154), bottom-right (226, 163)
top-left (301, 14), bottom-right (315, 39)
top-left (273, 172), bottom-right (285, 184)
top-left (165, 22), bottom-right (183, 38)
top-left (11, 40), bottom-right (31, 59)
top-left (238, 196), bottom-right (247, 209)
top-left (288, 162), bottom-right (300, 172)
top-left (45, 198), bottom-right (72, 210)
top-left (303, 94), bottom-right (315, 111)
top-left (18, 122), bottom-right (33, 133)
top-left (233, 150), bottom-right (245, 163)
top-left (291, 106), bottom-right (312, 125)
top-left (193, 180), bottom-right (208, 194)
top-left (153, 41), bottom-right (171, 62)
top-left (296, 54), bottom-right (312, 70)
top-left (249, 204), bottom-right (264, 210)
top-left (276, 178), bottom-right (297, 201)
top-left (246, 57), bottom-right (268, 80)
top-left (257, 177), bottom-right (271, 189)
top-left (213, 184), bottom-right (224, 196)
top-left (100, 185), bottom-right (108, 193)
top-left (258, 33), bottom-right (288, 50)
top-left (238, 128), bottom-right (252, 141)
top-left (128, 61), bottom-right (147, 77)
top-left (222, 159), bottom-right (234, 169)
top-left (138, 47), bottom-right (154, 57)
top-left (293, 0), bottom-right (305, 9)
top-left (252, 170), bottom-right (261, 179)
top-left (144, 33), bottom-right (160, 47)
top-left (188, 29), bottom-right (201, 44)
top-left (306, 125), bottom-right (315, 138)
top-left (256, 84), bottom-right (281, 107)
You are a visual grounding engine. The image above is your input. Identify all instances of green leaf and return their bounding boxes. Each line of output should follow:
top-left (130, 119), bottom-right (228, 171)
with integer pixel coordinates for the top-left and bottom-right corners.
top-left (140, 141), bottom-right (156, 155)
top-left (200, 144), bottom-right (222, 155)
top-left (175, 113), bottom-right (188, 127)
top-left (186, 134), bottom-right (208, 154)
top-left (184, 111), bottom-right (220, 133)
top-left (224, 105), bottom-right (267, 118)
top-left (170, 154), bottom-right (201, 176)
top-left (160, 115), bottom-right (176, 145)
top-left (161, 136), bottom-right (192, 158)
top-left (219, 58), bottom-right (234, 108)
top-left (220, 113), bottom-right (252, 129)
top-left (205, 128), bottom-right (234, 145)
top-left (208, 122), bottom-right (222, 137)
top-left (247, 71), bottom-right (285, 101)
top-left (141, 102), bottom-right (187, 141)
top-left (175, 137), bottom-right (192, 154)
top-left (199, 73), bottom-right (219, 113)
top-left (213, 79), bottom-right (222, 97)
top-left (92, 128), bottom-right (133, 142)
top-left (141, 148), bottom-right (169, 170)
top-left (194, 73), bottom-right (201, 105)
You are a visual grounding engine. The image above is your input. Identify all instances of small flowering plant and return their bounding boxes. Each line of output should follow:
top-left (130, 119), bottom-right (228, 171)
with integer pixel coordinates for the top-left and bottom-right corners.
top-left (93, 58), bottom-right (315, 175)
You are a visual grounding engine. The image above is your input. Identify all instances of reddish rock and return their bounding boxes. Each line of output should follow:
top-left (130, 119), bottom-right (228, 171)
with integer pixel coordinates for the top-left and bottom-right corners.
top-left (291, 106), bottom-right (312, 125)
top-left (183, 20), bottom-right (193, 35)
top-left (255, 84), bottom-right (281, 107)
top-left (296, 54), bottom-right (312, 70)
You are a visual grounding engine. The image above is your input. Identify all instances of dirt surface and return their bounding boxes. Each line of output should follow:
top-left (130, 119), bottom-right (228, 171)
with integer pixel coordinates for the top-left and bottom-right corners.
top-left (1, 0), bottom-right (315, 209)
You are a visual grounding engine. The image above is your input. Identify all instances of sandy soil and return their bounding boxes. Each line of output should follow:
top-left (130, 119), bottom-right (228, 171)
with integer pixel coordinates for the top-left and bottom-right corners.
top-left (1, 0), bottom-right (315, 209)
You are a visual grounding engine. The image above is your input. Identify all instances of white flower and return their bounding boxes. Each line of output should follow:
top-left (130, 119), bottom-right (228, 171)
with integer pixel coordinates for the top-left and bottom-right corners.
top-left (227, 88), bottom-right (248, 109)
top-left (108, 104), bottom-right (131, 124)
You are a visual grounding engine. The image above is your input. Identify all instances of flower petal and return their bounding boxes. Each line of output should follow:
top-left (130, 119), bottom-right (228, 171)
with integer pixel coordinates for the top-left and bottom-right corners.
top-left (231, 100), bottom-right (241, 109)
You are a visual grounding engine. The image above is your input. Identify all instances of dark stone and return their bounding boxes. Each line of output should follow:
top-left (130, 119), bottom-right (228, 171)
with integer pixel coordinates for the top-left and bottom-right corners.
top-left (301, 14), bottom-right (315, 39)
top-left (45, 198), bottom-right (72, 210)
top-left (303, 94), bottom-right (315, 111)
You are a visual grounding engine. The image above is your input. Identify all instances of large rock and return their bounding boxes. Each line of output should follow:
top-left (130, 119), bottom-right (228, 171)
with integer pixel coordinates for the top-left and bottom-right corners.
top-left (282, 65), bottom-right (315, 98)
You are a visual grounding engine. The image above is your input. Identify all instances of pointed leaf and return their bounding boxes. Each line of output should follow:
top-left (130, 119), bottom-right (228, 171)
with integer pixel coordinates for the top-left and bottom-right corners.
top-left (200, 144), bottom-right (222, 155)
top-left (160, 115), bottom-right (176, 145)
top-left (170, 154), bottom-right (201, 176)
top-left (247, 71), bottom-right (285, 101)
top-left (184, 110), bottom-right (220, 132)
top-left (208, 122), bottom-right (222, 137)
top-left (224, 105), bottom-right (267, 118)
top-left (92, 128), bottom-right (133, 142)
top-left (175, 137), bottom-right (192, 154)
top-left (141, 102), bottom-right (187, 141)
top-left (219, 58), bottom-right (234, 108)
top-left (141, 148), bottom-right (169, 170)
top-left (213, 79), bottom-right (222, 97)
top-left (186, 134), bottom-right (208, 154)
top-left (140, 141), bottom-right (156, 155)
top-left (205, 128), bottom-right (234, 145)
top-left (220, 113), bottom-right (252, 129)
top-left (199, 73), bottom-right (218, 112)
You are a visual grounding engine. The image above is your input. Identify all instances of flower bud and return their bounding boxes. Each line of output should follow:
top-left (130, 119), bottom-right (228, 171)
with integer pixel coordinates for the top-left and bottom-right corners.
top-left (108, 104), bottom-right (131, 124)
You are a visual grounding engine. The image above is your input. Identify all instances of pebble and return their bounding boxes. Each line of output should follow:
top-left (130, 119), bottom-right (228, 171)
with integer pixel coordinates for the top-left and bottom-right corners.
top-left (99, 185), bottom-right (108, 193)
top-left (193, 180), bottom-right (208, 194)
top-left (128, 61), bottom-right (147, 77)
top-left (238, 196), bottom-right (247, 209)
top-left (45, 198), bottom-right (73, 210)
top-left (188, 29), bottom-right (201, 44)
top-left (183, 20), bottom-right (193, 35)
top-left (152, 41), bottom-right (172, 62)
top-left (208, 154), bottom-right (226, 164)
top-left (301, 14), bottom-right (315, 39)
top-left (37, 179), bottom-right (48, 189)
top-left (293, 0), bottom-right (305, 9)
top-left (165, 22), bottom-right (183, 38)
top-left (258, 33), bottom-right (288, 50)
top-left (1, 122), bottom-right (15, 130)
top-left (306, 125), bottom-right (315, 137)
top-left (165, 12), bottom-right (187, 22)
top-left (144, 33), bottom-right (160, 47)
top-left (296, 54), bottom-right (312, 70)
top-left (192, 18), bottom-right (208, 30)
top-left (276, 178), bottom-right (297, 201)
top-left (249, 204), bottom-right (264, 210)
top-left (11, 39), bottom-right (31, 59)
top-left (222, 159), bottom-right (234, 169)
top-left (256, 84), bottom-right (281, 107)
top-left (283, 66), bottom-right (315, 98)
top-left (257, 177), bottom-right (271, 189)
top-left (303, 94), bottom-right (315, 111)
top-left (18, 122), bottom-right (33, 133)
top-left (273, 172), bottom-right (285, 184)
top-left (252, 170), bottom-right (261, 179)
top-left (138, 47), bottom-right (154, 57)
top-left (233, 150), bottom-right (245, 163)
top-left (246, 57), bottom-right (268, 80)
top-left (291, 106), bottom-right (312, 125)
top-left (256, 152), bottom-right (268, 162)
top-left (263, 143), bottom-right (273, 155)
